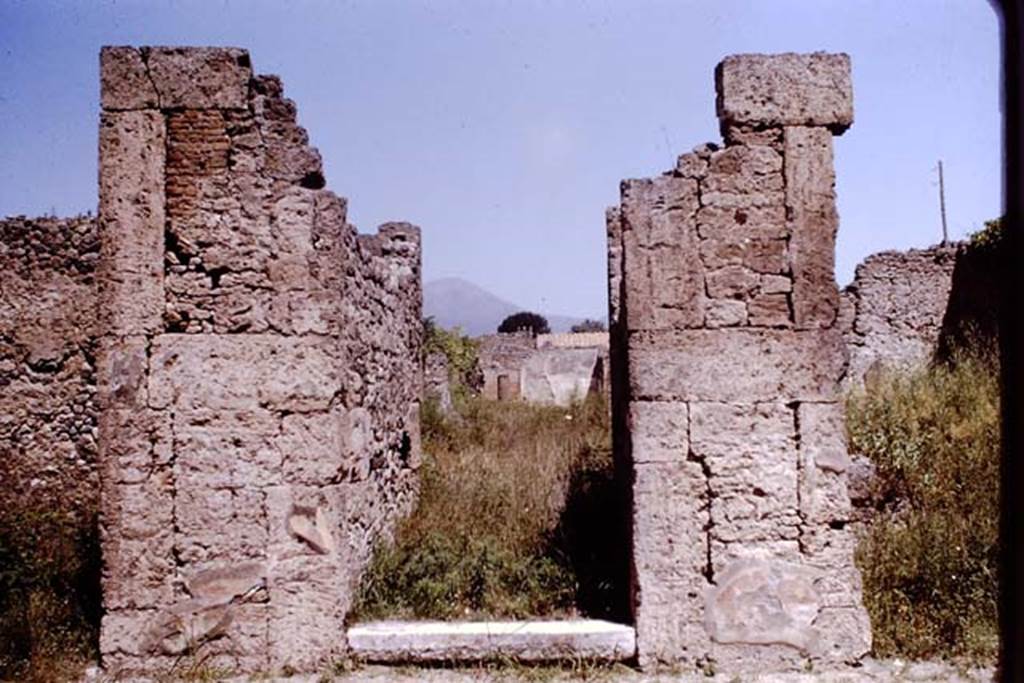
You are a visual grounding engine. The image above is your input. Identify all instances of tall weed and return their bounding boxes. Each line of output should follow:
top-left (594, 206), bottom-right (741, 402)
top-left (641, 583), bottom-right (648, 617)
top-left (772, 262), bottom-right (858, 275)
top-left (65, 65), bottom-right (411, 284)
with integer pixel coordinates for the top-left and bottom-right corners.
top-left (353, 396), bottom-right (623, 621)
top-left (847, 349), bottom-right (999, 661)
top-left (0, 500), bottom-right (100, 681)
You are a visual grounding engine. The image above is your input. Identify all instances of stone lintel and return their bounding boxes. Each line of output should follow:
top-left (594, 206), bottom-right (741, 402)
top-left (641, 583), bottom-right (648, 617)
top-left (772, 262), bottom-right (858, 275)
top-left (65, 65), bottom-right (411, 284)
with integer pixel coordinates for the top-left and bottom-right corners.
top-left (716, 52), bottom-right (853, 132)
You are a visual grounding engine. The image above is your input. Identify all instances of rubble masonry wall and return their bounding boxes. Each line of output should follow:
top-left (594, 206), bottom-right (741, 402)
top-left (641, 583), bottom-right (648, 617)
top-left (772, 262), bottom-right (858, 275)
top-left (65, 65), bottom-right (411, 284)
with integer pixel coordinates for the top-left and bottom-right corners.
top-left (839, 246), bottom-right (958, 386)
top-left (97, 46), bottom-right (422, 674)
top-left (0, 216), bottom-right (99, 515)
top-left (607, 53), bottom-right (872, 671)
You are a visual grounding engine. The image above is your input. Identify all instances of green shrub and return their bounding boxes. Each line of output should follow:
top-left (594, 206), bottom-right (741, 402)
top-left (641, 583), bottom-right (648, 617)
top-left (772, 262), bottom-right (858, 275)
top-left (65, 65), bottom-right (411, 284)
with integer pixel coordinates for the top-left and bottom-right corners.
top-left (0, 499), bottom-right (100, 682)
top-left (423, 318), bottom-right (482, 404)
top-left (352, 396), bottom-right (623, 621)
top-left (847, 348), bottom-right (999, 662)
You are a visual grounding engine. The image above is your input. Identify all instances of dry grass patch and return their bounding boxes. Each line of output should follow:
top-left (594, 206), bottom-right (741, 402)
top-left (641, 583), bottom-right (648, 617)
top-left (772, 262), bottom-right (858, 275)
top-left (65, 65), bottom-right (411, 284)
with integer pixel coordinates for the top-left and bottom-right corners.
top-left (353, 395), bottom-right (625, 621)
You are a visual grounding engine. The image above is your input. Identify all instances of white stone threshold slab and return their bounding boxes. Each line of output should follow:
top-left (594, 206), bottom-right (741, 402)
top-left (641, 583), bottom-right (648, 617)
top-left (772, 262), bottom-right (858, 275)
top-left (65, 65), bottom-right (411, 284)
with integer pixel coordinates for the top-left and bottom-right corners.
top-left (346, 619), bottom-right (636, 663)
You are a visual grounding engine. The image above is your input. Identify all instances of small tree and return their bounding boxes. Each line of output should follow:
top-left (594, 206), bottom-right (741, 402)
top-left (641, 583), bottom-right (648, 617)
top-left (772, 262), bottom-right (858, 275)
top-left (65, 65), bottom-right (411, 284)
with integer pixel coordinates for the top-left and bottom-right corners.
top-left (498, 311), bottom-right (550, 336)
top-left (571, 319), bottom-right (606, 333)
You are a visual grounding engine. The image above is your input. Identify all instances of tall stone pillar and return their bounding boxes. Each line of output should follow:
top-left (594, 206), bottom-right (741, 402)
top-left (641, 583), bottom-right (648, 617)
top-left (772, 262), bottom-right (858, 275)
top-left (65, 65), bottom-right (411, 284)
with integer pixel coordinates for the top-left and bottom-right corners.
top-left (609, 52), bottom-right (871, 672)
top-left (97, 47), bottom-right (423, 676)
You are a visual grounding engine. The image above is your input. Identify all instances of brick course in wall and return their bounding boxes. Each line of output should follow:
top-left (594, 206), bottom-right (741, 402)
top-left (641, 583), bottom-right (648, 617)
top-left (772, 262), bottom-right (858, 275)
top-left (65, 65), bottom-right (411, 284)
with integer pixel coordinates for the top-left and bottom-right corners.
top-left (608, 52), bottom-right (871, 671)
top-left (96, 46), bottom-right (422, 674)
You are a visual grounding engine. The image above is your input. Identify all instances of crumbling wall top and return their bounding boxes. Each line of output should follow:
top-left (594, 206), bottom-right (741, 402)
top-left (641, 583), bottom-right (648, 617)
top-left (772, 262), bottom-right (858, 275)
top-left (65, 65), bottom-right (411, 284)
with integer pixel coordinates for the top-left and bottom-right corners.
top-left (715, 52), bottom-right (853, 132)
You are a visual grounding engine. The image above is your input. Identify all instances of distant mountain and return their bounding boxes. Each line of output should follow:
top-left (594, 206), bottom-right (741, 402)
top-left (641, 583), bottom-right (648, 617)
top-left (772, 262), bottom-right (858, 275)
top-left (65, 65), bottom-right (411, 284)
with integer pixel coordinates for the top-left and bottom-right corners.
top-left (423, 277), bottom-right (589, 336)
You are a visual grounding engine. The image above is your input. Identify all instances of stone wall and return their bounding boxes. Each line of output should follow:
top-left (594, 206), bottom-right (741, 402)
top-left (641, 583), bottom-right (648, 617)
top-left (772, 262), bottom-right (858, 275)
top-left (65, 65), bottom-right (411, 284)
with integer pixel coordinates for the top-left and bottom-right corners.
top-left (840, 246), bottom-right (958, 385)
top-left (477, 331), bottom-right (538, 400)
top-left (477, 331), bottom-right (606, 406)
top-left (97, 46), bottom-right (422, 674)
top-left (0, 215), bottom-right (99, 514)
top-left (608, 53), bottom-right (871, 671)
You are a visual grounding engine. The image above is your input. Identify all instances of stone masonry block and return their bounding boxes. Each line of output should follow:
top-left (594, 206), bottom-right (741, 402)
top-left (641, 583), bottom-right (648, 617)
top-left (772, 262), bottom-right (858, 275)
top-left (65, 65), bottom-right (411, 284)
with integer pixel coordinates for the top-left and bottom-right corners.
top-left (100, 47), bottom-right (159, 110)
top-left (747, 292), bottom-right (792, 327)
top-left (145, 46), bottom-right (252, 109)
top-left (97, 336), bottom-right (149, 409)
top-left (620, 176), bottom-right (705, 330)
top-left (628, 328), bottom-right (846, 402)
top-left (705, 299), bottom-right (748, 328)
top-left (705, 558), bottom-right (822, 651)
top-left (629, 401), bottom-right (689, 463)
top-left (798, 402), bottom-right (851, 474)
top-left (632, 462), bottom-right (707, 585)
top-left (98, 110), bottom-right (165, 335)
top-left (632, 461), bottom-right (712, 666)
top-left (690, 402), bottom-right (799, 543)
top-left (175, 484), bottom-right (268, 564)
top-left (276, 407), bottom-right (375, 485)
top-left (716, 53), bottom-right (853, 130)
top-left (99, 111), bottom-right (166, 274)
top-left (99, 408), bottom-right (172, 487)
top-left (697, 204), bottom-right (787, 242)
top-left (786, 126), bottom-right (841, 329)
top-left (148, 334), bottom-right (341, 412)
top-left (174, 409), bottom-right (282, 490)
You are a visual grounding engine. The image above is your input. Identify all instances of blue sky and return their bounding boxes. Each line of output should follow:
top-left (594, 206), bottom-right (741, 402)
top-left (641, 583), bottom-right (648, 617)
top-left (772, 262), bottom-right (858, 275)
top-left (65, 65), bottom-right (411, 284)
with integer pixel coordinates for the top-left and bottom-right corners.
top-left (0, 0), bottom-right (1002, 319)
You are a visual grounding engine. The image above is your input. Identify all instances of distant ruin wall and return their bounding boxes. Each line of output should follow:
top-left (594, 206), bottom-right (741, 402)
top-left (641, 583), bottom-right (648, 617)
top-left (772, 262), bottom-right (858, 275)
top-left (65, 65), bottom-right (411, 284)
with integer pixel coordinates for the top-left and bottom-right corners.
top-left (608, 53), bottom-right (871, 671)
top-left (0, 215), bottom-right (99, 514)
top-left (477, 331), bottom-right (606, 406)
top-left (97, 46), bottom-right (421, 674)
top-left (840, 246), bottom-right (958, 385)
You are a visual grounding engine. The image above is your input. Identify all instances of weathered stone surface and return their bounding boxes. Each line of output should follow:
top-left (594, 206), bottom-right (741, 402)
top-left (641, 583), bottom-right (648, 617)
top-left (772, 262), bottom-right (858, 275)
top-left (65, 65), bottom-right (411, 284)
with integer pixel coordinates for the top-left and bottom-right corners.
top-left (705, 265), bottom-right (760, 300)
top-left (691, 402), bottom-right (800, 545)
top-left (716, 53), bottom-right (853, 130)
top-left (347, 620), bottom-right (636, 663)
top-left (705, 298), bottom-right (748, 328)
top-left (610, 51), bottom-right (869, 671)
top-left (277, 408), bottom-right (369, 484)
top-left (748, 293), bottom-right (792, 327)
top-left (288, 505), bottom-right (336, 554)
top-left (632, 462), bottom-right (708, 582)
top-left (798, 402), bottom-right (850, 473)
top-left (785, 126), bottom-right (840, 329)
top-left (96, 336), bottom-right (148, 408)
top-left (706, 559), bottom-right (822, 650)
top-left (100, 47), bottom-right (159, 110)
top-left (146, 46), bottom-right (252, 109)
top-left (620, 176), bottom-right (705, 330)
top-left (629, 401), bottom-right (689, 463)
top-left (148, 334), bottom-right (341, 411)
top-left (841, 246), bottom-right (958, 386)
top-left (697, 204), bottom-right (787, 241)
top-left (94, 46), bottom-right (423, 675)
top-left (98, 110), bottom-right (165, 335)
top-left (632, 462), bottom-right (711, 665)
top-left (628, 329), bottom-right (846, 402)
top-left (186, 561), bottom-right (267, 602)
top-left (0, 274), bottom-right (98, 519)
top-left (519, 347), bottom-right (602, 406)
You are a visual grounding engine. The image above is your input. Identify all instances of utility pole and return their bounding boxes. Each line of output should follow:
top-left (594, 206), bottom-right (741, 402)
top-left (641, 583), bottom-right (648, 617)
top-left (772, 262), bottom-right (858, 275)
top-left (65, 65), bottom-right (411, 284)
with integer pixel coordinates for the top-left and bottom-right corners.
top-left (938, 160), bottom-right (949, 246)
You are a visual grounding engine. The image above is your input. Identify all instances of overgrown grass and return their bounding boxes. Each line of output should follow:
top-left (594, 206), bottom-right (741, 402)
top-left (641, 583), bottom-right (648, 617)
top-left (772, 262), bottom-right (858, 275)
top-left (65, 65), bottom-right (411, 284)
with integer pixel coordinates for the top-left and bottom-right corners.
top-left (847, 347), bottom-right (1000, 662)
top-left (0, 499), bottom-right (101, 682)
top-left (352, 395), bottom-right (625, 621)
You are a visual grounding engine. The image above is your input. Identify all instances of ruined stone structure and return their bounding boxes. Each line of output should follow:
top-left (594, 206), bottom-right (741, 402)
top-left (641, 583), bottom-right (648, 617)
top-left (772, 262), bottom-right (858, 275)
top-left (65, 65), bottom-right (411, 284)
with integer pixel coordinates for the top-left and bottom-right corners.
top-left (840, 246), bottom-right (958, 385)
top-left (0, 215), bottom-right (99, 515)
top-left (478, 331), bottom-right (606, 406)
top-left (608, 53), bottom-right (872, 670)
top-left (96, 47), bottom-right (422, 673)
